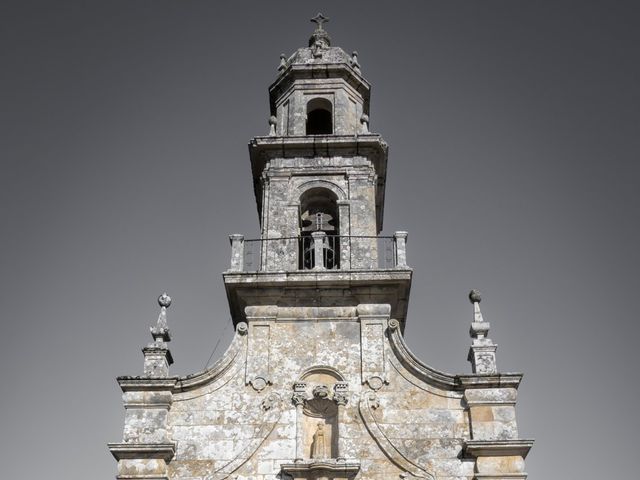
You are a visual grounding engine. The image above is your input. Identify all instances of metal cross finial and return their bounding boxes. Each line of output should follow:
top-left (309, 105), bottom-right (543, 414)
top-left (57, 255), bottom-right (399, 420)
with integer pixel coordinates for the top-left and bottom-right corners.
top-left (311, 13), bottom-right (329, 30)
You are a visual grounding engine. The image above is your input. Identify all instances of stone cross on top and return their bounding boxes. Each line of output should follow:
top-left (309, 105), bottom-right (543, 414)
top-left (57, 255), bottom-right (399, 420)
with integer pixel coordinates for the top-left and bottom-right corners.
top-left (310, 13), bottom-right (329, 31)
top-left (308, 13), bottom-right (331, 51)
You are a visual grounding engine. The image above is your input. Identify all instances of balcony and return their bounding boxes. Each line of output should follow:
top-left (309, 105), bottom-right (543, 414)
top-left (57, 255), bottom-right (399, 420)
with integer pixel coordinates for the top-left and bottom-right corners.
top-left (223, 232), bottom-right (412, 328)
top-left (227, 232), bottom-right (408, 273)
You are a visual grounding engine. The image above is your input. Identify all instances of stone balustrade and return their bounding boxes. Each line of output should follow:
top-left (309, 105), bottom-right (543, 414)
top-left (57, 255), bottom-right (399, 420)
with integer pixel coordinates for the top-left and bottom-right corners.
top-left (228, 232), bottom-right (409, 272)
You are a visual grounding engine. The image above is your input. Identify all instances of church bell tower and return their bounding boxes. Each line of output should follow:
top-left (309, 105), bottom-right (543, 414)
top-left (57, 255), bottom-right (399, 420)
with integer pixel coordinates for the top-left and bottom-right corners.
top-left (109, 15), bottom-right (533, 480)
top-left (225, 13), bottom-right (412, 331)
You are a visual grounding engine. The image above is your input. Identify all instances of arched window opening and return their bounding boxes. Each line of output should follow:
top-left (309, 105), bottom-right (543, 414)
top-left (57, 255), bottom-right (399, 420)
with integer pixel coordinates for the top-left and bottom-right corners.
top-left (299, 187), bottom-right (339, 269)
top-left (306, 98), bottom-right (333, 135)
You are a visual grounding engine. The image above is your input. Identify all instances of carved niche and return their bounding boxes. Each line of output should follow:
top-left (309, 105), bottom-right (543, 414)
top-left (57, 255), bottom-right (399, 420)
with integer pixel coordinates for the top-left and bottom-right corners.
top-left (301, 372), bottom-right (340, 459)
top-left (282, 367), bottom-right (360, 479)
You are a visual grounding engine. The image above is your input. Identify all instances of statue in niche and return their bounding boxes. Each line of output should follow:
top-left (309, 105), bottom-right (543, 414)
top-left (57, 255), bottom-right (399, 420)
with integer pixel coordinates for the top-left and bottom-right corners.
top-left (310, 422), bottom-right (327, 459)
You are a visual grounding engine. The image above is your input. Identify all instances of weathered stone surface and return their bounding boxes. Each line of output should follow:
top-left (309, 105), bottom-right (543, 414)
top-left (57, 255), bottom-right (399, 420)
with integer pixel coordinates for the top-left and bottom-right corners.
top-left (113, 304), bottom-right (527, 479)
top-left (110, 17), bottom-right (532, 480)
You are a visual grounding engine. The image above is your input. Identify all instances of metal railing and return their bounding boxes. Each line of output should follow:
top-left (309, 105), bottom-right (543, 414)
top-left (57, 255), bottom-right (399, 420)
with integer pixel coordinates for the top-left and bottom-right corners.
top-left (228, 232), bottom-right (408, 272)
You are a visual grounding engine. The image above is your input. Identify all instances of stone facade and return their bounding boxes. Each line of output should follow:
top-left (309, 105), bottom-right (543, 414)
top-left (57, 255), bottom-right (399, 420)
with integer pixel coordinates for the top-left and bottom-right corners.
top-left (110, 15), bottom-right (532, 480)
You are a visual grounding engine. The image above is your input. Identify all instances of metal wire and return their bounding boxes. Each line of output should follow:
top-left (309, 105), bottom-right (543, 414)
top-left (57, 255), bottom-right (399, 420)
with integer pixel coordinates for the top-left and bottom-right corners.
top-left (203, 317), bottom-right (232, 370)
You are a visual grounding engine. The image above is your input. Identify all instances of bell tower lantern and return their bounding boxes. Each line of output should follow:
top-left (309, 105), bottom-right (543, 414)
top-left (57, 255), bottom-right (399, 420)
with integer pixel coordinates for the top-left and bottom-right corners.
top-left (225, 14), bottom-right (412, 328)
top-left (270, 13), bottom-right (370, 138)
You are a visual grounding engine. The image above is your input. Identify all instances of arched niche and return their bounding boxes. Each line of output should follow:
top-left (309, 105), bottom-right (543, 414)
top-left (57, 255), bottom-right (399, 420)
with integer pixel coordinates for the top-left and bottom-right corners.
top-left (297, 367), bottom-right (345, 460)
top-left (306, 98), bottom-right (333, 135)
top-left (300, 366), bottom-right (345, 384)
top-left (299, 187), bottom-right (340, 270)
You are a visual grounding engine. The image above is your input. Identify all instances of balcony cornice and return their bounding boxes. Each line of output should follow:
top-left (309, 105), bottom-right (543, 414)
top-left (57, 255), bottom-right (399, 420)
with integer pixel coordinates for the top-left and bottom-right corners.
top-left (223, 267), bottom-right (412, 329)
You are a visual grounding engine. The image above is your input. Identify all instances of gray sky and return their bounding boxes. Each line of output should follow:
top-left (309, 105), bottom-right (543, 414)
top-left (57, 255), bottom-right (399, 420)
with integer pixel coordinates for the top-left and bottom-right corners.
top-left (1, 1), bottom-right (639, 478)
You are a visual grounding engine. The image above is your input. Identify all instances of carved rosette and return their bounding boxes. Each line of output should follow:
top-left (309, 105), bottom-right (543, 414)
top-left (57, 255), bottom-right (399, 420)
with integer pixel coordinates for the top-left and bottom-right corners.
top-left (261, 392), bottom-right (281, 411)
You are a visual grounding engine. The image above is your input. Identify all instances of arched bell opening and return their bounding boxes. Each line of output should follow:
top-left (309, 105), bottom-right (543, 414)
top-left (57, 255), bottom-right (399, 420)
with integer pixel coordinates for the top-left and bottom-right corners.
top-left (299, 187), bottom-right (340, 270)
top-left (306, 98), bottom-right (333, 135)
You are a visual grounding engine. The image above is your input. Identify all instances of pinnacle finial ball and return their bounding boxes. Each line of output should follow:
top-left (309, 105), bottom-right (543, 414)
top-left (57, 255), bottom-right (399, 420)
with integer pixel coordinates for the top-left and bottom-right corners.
top-left (158, 293), bottom-right (172, 308)
top-left (469, 289), bottom-right (482, 304)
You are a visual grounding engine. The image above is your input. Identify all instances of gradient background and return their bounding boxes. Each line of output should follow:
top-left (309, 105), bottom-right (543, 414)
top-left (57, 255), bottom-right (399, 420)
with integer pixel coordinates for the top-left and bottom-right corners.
top-left (1, 1), bottom-right (638, 478)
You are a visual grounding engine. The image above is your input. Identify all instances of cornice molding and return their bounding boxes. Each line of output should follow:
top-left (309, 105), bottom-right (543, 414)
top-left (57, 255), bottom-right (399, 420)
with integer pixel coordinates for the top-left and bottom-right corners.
top-left (464, 439), bottom-right (534, 459)
top-left (387, 322), bottom-right (523, 391)
top-left (116, 324), bottom-right (248, 394)
top-left (116, 378), bottom-right (178, 392)
top-left (281, 459), bottom-right (361, 475)
top-left (174, 324), bottom-right (248, 392)
top-left (107, 442), bottom-right (175, 462)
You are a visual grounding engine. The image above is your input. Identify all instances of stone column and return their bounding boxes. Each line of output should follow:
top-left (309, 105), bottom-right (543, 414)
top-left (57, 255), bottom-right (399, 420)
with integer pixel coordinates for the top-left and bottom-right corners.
top-left (312, 231), bottom-right (327, 270)
top-left (228, 234), bottom-right (245, 272)
top-left (334, 382), bottom-right (349, 461)
top-left (393, 231), bottom-right (408, 268)
top-left (292, 382), bottom-right (307, 462)
top-left (337, 200), bottom-right (351, 270)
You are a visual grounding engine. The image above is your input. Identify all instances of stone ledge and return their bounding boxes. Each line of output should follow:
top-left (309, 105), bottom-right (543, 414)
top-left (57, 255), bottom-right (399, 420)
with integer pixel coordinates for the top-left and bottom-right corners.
top-left (464, 439), bottom-right (534, 459)
top-left (473, 475), bottom-right (527, 480)
top-left (223, 267), bottom-right (412, 282)
top-left (107, 442), bottom-right (176, 462)
top-left (250, 133), bottom-right (386, 151)
top-left (458, 374), bottom-right (523, 390)
top-left (270, 62), bottom-right (370, 102)
top-left (224, 268), bottom-right (411, 328)
top-left (116, 476), bottom-right (169, 480)
top-left (116, 377), bottom-right (178, 392)
top-left (281, 459), bottom-right (360, 477)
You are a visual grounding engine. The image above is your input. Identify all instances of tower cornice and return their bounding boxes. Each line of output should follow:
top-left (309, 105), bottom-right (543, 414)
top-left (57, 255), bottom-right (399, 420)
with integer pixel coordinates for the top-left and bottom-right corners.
top-left (269, 61), bottom-right (370, 117)
top-left (223, 268), bottom-right (412, 327)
